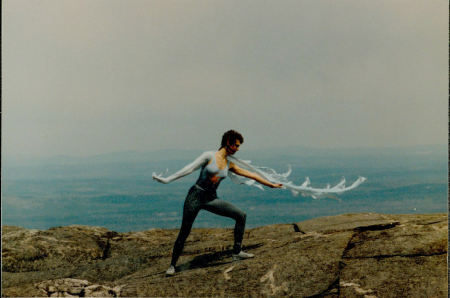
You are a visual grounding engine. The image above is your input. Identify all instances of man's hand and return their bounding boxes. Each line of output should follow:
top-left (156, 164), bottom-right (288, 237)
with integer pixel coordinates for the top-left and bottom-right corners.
top-left (270, 183), bottom-right (283, 189)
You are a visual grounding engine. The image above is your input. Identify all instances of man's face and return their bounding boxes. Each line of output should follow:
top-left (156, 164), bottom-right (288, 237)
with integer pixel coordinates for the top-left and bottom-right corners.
top-left (226, 139), bottom-right (241, 155)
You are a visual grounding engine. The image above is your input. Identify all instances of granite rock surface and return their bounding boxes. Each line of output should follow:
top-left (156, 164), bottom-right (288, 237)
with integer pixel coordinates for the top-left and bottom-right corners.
top-left (2, 213), bottom-right (447, 297)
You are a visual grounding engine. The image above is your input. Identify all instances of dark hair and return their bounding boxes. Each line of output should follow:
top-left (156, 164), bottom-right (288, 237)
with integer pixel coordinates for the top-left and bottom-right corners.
top-left (220, 130), bottom-right (244, 149)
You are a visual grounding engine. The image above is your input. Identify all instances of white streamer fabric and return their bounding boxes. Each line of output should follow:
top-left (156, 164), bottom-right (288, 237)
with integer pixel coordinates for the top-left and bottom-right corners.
top-left (227, 156), bottom-right (367, 199)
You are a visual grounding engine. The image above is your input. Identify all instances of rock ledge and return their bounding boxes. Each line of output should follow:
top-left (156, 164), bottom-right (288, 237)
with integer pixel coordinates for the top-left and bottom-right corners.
top-left (2, 213), bottom-right (447, 297)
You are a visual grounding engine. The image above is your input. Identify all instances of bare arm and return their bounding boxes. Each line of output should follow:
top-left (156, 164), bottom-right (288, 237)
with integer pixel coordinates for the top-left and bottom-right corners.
top-left (152, 152), bottom-right (212, 184)
top-left (229, 162), bottom-right (283, 188)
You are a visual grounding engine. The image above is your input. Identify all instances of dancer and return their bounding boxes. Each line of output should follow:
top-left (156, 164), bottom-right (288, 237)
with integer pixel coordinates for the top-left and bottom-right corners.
top-left (153, 130), bottom-right (283, 276)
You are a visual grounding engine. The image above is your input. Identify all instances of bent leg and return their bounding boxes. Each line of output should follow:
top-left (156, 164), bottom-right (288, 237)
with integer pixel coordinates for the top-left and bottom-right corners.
top-left (203, 199), bottom-right (246, 253)
top-left (170, 189), bottom-right (201, 266)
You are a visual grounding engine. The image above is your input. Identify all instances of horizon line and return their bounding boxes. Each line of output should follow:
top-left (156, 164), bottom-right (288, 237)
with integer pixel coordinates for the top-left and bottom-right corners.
top-left (4, 143), bottom-right (447, 161)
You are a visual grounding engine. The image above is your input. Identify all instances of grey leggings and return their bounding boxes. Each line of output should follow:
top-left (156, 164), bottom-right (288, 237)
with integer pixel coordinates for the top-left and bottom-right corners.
top-left (170, 185), bottom-right (246, 266)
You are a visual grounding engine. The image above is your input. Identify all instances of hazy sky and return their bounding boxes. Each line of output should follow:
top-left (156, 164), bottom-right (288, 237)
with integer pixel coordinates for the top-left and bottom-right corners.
top-left (3, 0), bottom-right (448, 158)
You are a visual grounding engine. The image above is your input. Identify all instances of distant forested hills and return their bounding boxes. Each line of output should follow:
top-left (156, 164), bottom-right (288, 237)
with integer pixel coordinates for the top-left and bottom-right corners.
top-left (3, 144), bottom-right (446, 180)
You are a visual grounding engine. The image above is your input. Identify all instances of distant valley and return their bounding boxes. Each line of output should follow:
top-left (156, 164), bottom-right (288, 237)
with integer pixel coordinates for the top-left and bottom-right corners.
top-left (3, 145), bottom-right (447, 232)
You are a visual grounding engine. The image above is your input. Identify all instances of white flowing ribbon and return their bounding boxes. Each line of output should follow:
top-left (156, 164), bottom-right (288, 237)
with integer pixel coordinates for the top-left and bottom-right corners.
top-left (227, 156), bottom-right (366, 199)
